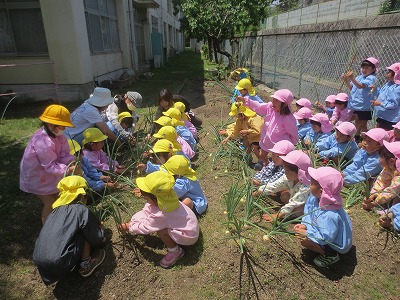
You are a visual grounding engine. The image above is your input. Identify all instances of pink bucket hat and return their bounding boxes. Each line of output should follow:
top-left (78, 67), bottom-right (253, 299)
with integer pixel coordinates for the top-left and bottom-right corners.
top-left (364, 57), bottom-right (380, 71)
top-left (281, 150), bottom-right (311, 185)
top-left (335, 93), bottom-right (349, 102)
top-left (267, 140), bottom-right (295, 155)
top-left (310, 113), bottom-right (334, 133)
top-left (383, 140), bottom-right (400, 158)
top-left (392, 121), bottom-right (400, 130)
top-left (308, 167), bottom-right (343, 210)
top-left (336, 122), bottom-right (356, 137)
top-left (386, 62), bottom-right (400, 84)
top-left (294, 107), bottom-right (313, 120)
top-left (296, 98), bottom-right (312, 109)
top-left (361, 128), bottom-right (389, 145)
top-left (271, 89), bottom-right (294, 106)
top-left (325, 95), bottom-right (336, 103)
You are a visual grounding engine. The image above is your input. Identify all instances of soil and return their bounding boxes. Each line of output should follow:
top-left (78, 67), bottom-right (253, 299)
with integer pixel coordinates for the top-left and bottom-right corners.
top-left (1, 79), bottom-right (400, 300)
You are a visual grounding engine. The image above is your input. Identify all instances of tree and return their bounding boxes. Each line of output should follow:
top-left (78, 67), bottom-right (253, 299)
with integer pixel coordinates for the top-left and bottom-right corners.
top-left (173, 0), bottom-right (270, 68)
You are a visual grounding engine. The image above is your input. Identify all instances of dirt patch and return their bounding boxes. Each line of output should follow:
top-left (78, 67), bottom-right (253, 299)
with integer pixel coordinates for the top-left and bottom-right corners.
top-left (1, 78), bottom-right (400, 300)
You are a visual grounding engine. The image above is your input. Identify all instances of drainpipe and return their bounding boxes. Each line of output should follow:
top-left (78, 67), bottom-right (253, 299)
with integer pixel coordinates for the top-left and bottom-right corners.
top-left (128, 0), bottom-right (138, 71)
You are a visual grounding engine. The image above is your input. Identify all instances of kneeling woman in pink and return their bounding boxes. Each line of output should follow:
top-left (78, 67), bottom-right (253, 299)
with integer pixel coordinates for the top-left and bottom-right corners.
top-left (237, 89), bottom-right (298, 163)
top-left (20, 105), bottom-right (77, 223)
top-left (119, 171), bottom-right (199, 268)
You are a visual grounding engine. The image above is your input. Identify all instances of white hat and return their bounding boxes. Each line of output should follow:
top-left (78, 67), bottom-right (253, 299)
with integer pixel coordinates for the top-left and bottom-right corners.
top-left (87, 87), bottom-right (114, 107)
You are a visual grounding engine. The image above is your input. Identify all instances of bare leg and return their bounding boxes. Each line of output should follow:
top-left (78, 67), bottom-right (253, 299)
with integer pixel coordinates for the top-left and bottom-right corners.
top-left (157, 228), bottom-right (177, 248)
top-left (36, 194), bottom-right (58, 224)
top-left (355, 119), bottom-right (368, 136)
top-left (82, 240), bottom-right (90, 259)
top-left (300, 238), bottom-right (325, 254)
top-left (181, 197), bottom-right (194, 210)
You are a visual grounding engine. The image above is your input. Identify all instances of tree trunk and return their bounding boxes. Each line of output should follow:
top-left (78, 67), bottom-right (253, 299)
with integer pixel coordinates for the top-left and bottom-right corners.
top-left (207, 36), bottom-right (213, 61)
top-left (213, 38), bottom-right (219, 63)
top-left (214, 37), bottom-right (233, 69)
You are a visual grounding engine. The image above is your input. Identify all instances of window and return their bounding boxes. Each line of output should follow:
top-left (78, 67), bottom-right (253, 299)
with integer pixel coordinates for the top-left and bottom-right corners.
top-left (84, 0), bottom-right (120, 53)
top-left (0, 0), bottom-right (48, 56)
top-left (151, 15), bottom-right (158, 33)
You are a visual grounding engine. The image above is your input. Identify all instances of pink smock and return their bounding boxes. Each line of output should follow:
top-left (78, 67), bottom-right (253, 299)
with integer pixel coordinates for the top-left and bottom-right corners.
top-left (243, 98), bottom-right (298, 151)
top-left (83, 149), bottom-right (119, 172)
top-left (20, 129), bottom-right (75, 195)
top-left (128, 202), bottom-right (199, 246)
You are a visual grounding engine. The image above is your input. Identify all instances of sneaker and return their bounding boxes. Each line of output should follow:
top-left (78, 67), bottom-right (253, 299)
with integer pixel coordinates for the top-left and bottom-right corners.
top-left (159, 247), bottom-right (185, 268)
top-left (313, 253), bottom-right (340, 268)
top-left (79, 249), bottom-right (106, 277)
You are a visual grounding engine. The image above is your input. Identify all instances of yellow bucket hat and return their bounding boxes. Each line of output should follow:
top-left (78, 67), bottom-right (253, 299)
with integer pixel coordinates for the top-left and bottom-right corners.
top-left (235, 78), bottom-right (255, 96)
top-left (150, 139), bottom-right (178, 154)
top-left (118, 112), bottom-right (133, 124)
top-left (162, 108), bottom-right (185, 126)
top-left (229, 102), bottom-right (257, 117)
top-left (161, 155), bottom-right (197, 181)
top-left (82, 128), bottom-right (107, 145)
top-left (153, 126), bottom-right (182, 151)
top-left (52, 176), bottom-right (87, 209)
top-left (136, 171), bottom-right (179, 212)
top-left (39, 104), bottom-right (74, 127)
top-left (68, 139), bottom-right (81, 155)
top-left (173, 102), bottom-right (189, 120)
top-left (154, 116), bottom-right (174, 127)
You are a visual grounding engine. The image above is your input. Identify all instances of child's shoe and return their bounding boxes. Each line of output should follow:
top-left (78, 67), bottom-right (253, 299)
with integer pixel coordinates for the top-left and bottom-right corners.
top-left (313, 253), bottom-right (340, 268)
top-left (160, 247), bottom-right (185, 268)
top-left (79, 249), bottom-right (106, 277)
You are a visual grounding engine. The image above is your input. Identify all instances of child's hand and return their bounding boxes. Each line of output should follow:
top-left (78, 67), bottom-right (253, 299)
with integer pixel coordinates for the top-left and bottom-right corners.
top-left (240, 130), bottom-right (248, 136)
top-left (370, 100), bottom-right (381, 106)
top-left (106, 181), bottom-right (119, 189)
top-left (67, 164), bottom-right (82, 176)
top-left (129, 135), bottom-right (137, 146)
top-left (379, 215), bottom-right (392, 229)
top-left (236, 96), bottom-right (246, 103)
top-left (221, 137), bottom-right (230, 145)
top-left (362, 200), bottom-right (377, 211)
top-left (137, 163), bottom-right (146, 171)
top-left (218, 129), bottom-right (227, 135)
top-left (100, 175), bottom-right (110, 182)
top-left (262, 213), bottom-right (277, 223)
top-left (293, 224), bottom-right (306, 232)
top-left (185, 112), bottom-right (191, 121)
top-left (118, 223), bottom-right (129, 234)
top-left (142, 151), bottom-right (151, 159)
top-left (133, 188), bottom-right (142, 197)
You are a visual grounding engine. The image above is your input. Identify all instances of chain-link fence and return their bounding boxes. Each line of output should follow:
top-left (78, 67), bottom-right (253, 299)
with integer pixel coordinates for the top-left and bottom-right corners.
top-left (226, 24), bottom-right (400, 102)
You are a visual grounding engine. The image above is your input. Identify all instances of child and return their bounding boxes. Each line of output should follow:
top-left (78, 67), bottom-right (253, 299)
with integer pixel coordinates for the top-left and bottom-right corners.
top-left (363, 140), bottom-right (400, 211)
top-left (234, 78), bottom-right (264, 104)
top-left (293, 107), bottom-right (313, 140)
top-left (304, 113), bottom-right (333, 148)
top-left (294, 167), bottom-right (352, 268)
top-left (154, 126), bottom-right (195, 160)
top-left (119, 171), bottom-right (199, 268)
top-left (379, 203), bottom-right (400, 232)
top-left (316, 95), bottom-right (336, 118)
top-left (238, 89), bottom-right (298, 164)
top-left (172, 94), bottom-right (203, 128)
top-left (163, 108), bottom-right (197, 151)
top-left (162, 155), bottom-right (208, 215)
top-left (256, 150), bottom-right (311, 222)
top-left (252, 140), bottom-right (295, 186)
top-left (82, 128), bottom-right (126, 175)
top-left (33, 176), bottom-right (105, 285)
top-left (318, 122), bottom-right (358, 165)
top-left (388, 121), bottom-right (400, 142)
top-left (371, 62), bottom-right (400, 130)
top-left (230, 69), bottom-right (251, 104)
top-left (106, 112), bottom-right (135, 143)
top-left (173, 101), bottom-right (198, 139)
top-left (221, 103), bottom-right (263, 162)
top-left (342, 128), bottom-right (389, 185)
top-left (68, 139), bottom-right (117, 192)
top-left (330, 93), bottom-right (353, 126)
top-left (105, 91), bottom-right (142, 137)
top-left (137, 139), bottom-right (177, 174)
top-left (20, 104), bottom-right (77, 223)
top-left (295, 98), bottom-right (312, 111)
top-left (342, 57), bottom-right (379, 139)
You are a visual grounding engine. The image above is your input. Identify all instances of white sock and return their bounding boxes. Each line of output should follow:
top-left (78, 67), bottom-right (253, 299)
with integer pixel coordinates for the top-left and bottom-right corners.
top-left (167, 246), bottom-right (179, 252)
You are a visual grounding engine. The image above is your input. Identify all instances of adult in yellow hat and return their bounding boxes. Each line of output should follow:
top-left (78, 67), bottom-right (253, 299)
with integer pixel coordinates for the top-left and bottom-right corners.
top-left (20, 105), bottom-right (78, 223)
top-left (33, 175), bottom-right (106, 285)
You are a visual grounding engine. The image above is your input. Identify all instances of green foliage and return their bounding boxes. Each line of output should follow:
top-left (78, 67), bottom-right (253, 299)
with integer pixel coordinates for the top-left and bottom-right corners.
top-left (379, 0), bottom-right (400, 14)
top-left (201, 44), bottom-right (209, 60)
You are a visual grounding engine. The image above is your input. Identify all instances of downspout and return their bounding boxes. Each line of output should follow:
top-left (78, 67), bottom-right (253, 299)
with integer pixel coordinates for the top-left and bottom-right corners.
top-left (128, 0), bottom-right (138, 71)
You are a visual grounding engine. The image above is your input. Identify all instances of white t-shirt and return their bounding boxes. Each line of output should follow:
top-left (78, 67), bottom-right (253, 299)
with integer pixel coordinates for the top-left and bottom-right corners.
top-left (65, 101), bottom-right (103, 137)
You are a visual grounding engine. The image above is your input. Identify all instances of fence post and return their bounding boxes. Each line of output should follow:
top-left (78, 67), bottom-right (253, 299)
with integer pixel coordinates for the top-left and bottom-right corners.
top-left (273, 35), bottom-right (277, 89)
top-left (298, 33), bottom-right (306, 98)
top-left (260, 35), bottom-right (264, 83)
